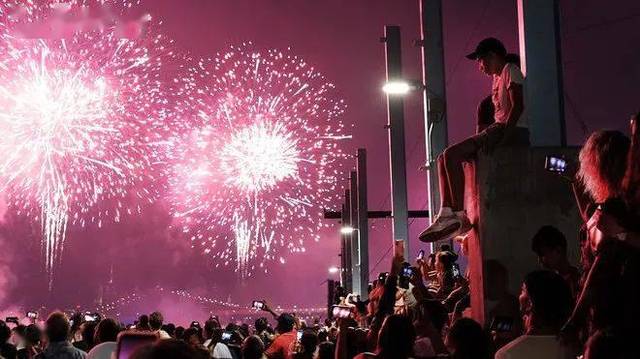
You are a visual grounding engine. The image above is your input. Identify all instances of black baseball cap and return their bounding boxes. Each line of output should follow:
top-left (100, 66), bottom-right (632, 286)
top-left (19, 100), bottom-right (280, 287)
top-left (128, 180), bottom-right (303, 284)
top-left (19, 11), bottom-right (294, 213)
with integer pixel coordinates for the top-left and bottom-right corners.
top-left (466, 37), bottom-right (507, 60)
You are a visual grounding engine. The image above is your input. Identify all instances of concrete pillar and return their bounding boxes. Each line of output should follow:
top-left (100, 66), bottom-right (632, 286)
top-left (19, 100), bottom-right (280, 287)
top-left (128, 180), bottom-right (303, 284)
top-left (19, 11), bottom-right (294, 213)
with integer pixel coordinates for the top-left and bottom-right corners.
top-left (383, 25), bottom-right (410, 258)
top-left (356, 149), bottom-right (370, 299)
top-left (517, 0), bottom-right (566, 146)
top-left (418, 0), bottom-right (448, 235)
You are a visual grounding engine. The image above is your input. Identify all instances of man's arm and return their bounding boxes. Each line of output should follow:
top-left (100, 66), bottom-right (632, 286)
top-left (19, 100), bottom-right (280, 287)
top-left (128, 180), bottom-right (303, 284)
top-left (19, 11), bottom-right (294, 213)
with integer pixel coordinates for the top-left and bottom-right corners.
top-left (501, 83), bottom-right (524, 143)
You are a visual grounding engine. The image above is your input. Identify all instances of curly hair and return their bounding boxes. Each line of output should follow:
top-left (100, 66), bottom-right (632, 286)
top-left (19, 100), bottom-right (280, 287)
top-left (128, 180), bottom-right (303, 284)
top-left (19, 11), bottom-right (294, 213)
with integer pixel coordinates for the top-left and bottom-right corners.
top-left (578, 130), bottom-right (630, 202)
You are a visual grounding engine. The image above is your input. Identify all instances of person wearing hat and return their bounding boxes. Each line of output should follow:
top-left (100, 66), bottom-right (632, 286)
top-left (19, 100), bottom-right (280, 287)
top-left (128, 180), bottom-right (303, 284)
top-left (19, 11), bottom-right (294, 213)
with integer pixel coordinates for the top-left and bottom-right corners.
top-left (419, 37), bottom-right (528, 244)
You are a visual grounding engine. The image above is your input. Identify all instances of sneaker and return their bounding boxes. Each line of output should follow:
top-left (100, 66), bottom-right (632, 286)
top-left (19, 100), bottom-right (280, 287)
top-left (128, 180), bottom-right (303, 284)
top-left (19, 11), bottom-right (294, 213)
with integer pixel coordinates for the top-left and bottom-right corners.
top-left (419, 208), bottom-right (472, 243)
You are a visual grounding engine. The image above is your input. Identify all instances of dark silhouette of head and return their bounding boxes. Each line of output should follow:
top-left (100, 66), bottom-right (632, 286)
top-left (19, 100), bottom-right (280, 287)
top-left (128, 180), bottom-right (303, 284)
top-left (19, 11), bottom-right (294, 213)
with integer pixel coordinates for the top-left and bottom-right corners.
top-left (149, 312), bottom-right (163, 331)
top-left (45, 311), bottom-right (71, 343)
top-left (241, 335), bottom-right (265, 359)
top-left (24, 324), bottom-right (42, 347)
top-left (377, 314), bottom-right (415, 359)
top-left (531, 225), bottom-right (568, 270)
top-left (94, 318), bottom-right (120, 344)
top-left (446, 318), bottom-right (490, 359)
top-left (0, 321), bottom-right (11, 344)
top-left (276, 313), bottom-right (295, 333)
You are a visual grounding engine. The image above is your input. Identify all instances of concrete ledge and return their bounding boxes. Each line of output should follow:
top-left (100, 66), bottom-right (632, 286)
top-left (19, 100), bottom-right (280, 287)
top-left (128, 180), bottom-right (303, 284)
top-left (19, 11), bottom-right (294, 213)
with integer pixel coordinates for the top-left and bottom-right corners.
top-left (464, 146), bottom-right (581, 324)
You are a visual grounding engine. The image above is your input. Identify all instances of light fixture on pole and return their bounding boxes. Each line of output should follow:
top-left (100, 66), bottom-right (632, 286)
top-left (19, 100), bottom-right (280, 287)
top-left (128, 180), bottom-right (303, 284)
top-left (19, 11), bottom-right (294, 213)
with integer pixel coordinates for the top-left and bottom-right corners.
top-left (382, 80), bottom-right (412, 95)
top-left (328, 266), bottom-right (340, 274)
top-left (340, 226), bottom-right (357, 234)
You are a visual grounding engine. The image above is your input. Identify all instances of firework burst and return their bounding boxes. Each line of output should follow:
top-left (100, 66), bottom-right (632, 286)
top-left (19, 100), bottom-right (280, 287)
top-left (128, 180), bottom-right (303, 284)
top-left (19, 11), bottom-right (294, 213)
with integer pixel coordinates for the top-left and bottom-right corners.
top-left (0, 1), bottom-right (176, 286)
top-left (171, 43), bottom-right (350, 276)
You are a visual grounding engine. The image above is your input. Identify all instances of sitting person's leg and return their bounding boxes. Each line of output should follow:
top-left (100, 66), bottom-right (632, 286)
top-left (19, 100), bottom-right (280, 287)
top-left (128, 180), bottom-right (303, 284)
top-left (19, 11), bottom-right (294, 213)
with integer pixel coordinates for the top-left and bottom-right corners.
top-left (420, 136), bottom-right (480, 242)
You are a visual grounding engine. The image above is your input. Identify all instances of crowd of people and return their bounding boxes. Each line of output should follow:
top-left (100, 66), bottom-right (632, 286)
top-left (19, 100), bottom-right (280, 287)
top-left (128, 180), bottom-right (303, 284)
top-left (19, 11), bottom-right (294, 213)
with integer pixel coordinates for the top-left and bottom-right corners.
top-left (1, 37), bottom-right (639, 359)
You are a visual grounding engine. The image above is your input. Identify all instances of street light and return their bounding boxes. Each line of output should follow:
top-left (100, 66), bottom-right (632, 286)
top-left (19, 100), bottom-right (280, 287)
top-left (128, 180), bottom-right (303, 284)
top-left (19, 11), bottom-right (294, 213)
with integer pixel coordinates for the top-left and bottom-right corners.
top-left (340, 226), bottom-right (356, 234)
top-left (382, 80), bottom-right (411, 95)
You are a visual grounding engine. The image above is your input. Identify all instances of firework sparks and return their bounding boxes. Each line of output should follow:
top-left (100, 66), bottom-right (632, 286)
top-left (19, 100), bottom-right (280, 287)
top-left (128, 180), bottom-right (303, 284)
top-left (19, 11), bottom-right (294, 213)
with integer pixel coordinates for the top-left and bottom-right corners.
top-left (171, 43), bottom-right (350, 276)
top-left (0, 1), bottom-right (175, 286)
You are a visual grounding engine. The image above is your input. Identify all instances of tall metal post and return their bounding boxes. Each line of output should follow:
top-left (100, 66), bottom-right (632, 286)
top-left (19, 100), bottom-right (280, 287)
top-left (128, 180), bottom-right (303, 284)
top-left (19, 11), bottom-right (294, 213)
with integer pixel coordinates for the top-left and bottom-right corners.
top-left (341, 191), bottom-right (353, 292)
top-left (356, 149), bottom-right (369, 299)
top-left (339, 203), bottom-right (348, 288)
top-left (418, 0), bottom-right (448, 239)
top-left (349, 171), bottom-right (361, 296)
top-left (383, 25), bottom-right (410, 259)
top-left (517, 0), bottom-right (566, 146)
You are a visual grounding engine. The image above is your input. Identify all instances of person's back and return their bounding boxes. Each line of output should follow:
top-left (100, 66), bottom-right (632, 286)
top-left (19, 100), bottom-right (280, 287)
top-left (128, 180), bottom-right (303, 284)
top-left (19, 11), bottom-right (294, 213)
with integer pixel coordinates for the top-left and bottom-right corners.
top-left (36, 312), bottom-right (87, 359)
top-left (85, 342), bottom-right (115, 359)
top-left (495, 271), bottom-right (574, 359)
top-left (264, 314), bottom-right (296, 359)
top-left (495, 335), bottom-right (571, 359)
top-left (1, 320), bottom-right (18, 359)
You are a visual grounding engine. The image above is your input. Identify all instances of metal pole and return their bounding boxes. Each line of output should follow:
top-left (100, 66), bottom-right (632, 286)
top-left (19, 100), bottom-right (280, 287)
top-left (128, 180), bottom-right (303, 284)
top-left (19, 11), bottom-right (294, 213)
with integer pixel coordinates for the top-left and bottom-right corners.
top-left (349, 171), bottom-right (361, 296)
top-left (342, 190), bottom-right (353, 292)
top-left (418, 0), bottom-right (448, 252)
top-left (356, 149), bottom-right (369, 300)
top-left (339, 203), bottom-right (347, 288)
top-left (383, 25), bottom-right (410, 258)
top-left (517, 0), bottom-right (566, 146)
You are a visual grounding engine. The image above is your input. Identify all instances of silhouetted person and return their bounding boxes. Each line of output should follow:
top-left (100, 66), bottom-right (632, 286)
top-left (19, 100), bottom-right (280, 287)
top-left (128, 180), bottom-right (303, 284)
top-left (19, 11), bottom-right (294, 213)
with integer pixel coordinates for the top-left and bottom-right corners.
top-left (446, 318), bottom-right (490, 359)
top-left (496, 270), bottom-right (574, 359)
top-left (36, 312), bottom-right (87, 359)
top-left (420, 37), bottom-right (528, 243)
top-left (0, 320), bottom-right (18, 359)
top-left (531, 225), bottom-right (581, 298)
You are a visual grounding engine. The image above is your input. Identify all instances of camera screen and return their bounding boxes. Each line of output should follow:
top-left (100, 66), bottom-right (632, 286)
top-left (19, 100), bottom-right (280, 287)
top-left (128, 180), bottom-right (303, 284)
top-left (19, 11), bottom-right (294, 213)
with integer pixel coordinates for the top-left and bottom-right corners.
top-left (252, 301), bottom-right (264, 309)
top-left (545, 156), bottom-right (567, 173)
top-left (221, 332), bottom-right (232, 341)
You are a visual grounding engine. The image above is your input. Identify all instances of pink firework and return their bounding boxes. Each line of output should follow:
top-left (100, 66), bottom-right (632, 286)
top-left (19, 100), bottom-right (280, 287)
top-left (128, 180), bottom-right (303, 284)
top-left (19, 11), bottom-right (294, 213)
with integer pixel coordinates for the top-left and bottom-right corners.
top-left (0, 1), bottom-right (176, 285)
top-left (171, 43), bottom-right (350, 276)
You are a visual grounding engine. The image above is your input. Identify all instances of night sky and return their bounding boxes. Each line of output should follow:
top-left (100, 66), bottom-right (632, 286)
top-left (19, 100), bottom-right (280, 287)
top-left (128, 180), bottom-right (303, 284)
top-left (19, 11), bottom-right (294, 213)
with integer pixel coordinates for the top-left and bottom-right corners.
top-left (0, 0), bottom-right (638, 318)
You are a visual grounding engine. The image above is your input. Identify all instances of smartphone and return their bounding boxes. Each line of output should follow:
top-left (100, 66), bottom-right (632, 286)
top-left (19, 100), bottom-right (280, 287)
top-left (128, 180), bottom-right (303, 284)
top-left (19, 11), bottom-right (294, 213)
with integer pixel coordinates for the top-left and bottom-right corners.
top-left (26, 311), bottom-right (38, 319)
top-left (401, 266), bottom-right (414, 279)
top-left (221, 331), bottom-right (232, 341)
top-left (489, 316), bottom-right (514, 332)
top-left (452, 264), bottom-right (461, 278)
top-left (545, 155), bottom-right (567, 173)
top-left (331, 306), bottom-right (351, 319)
top-left (84, 314), bottom-right (97, 322)
top-left (394, 240), bottom-right (405, 258)
top-left (297, 330), bottom-right (303, 341)
top-left (252, 300), bottom-right (266, 310)
top-left (417, 249), bottom-right (425, 261)
top-left (5, 317), bottom-right (19, 325)
top-left (116, 332), bottom-right (157, 359)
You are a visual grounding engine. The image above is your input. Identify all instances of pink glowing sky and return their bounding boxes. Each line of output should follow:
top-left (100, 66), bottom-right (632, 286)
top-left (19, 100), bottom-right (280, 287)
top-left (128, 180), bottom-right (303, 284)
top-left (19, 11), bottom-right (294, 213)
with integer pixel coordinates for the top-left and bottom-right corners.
top-left (1, 0), bottom-right (638, 314)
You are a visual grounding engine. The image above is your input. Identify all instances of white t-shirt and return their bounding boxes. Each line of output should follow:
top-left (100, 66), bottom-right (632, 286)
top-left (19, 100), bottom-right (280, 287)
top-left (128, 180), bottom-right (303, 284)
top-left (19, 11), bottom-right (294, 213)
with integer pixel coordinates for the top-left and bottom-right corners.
top-left (495, 335), bottom-right (573, 359)
top-left (492, 62), bottom-right (527, 128)
top-left (208, 342), bottom-right (232, 359)
top-left (86, 342), bottom-right (117, 359)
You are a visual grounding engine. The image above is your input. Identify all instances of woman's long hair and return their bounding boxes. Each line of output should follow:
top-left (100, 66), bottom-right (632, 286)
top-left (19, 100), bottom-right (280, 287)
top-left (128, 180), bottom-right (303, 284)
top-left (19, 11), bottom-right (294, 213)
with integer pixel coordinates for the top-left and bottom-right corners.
top-left (578, 130), bottom-right (630, 202)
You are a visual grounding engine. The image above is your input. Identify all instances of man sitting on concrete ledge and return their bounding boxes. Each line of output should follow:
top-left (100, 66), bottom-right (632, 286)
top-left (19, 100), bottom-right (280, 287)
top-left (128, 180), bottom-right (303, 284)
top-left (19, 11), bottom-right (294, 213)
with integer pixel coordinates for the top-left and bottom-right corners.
top-left (419, 37), bottom-right (529, 243)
